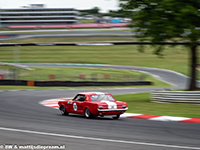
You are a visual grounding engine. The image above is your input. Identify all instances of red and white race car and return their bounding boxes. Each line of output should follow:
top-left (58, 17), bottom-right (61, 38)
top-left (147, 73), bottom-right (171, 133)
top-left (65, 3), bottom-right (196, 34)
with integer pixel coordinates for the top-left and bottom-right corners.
top-left (58, 92), bottom-right (128, 119)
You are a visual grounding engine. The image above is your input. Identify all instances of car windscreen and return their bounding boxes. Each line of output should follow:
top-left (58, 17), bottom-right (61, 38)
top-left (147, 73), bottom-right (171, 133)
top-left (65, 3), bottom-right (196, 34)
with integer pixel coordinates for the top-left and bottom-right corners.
top-left (90, 94), bottom-right (115, 101)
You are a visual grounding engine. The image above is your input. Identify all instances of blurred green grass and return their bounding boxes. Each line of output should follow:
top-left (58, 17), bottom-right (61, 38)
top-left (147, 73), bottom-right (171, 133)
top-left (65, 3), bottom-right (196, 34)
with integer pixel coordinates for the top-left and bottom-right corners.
top-left (0, 45), bottom-right (197, 79)
top-left (18, 67), bottom-right (148, 81)
top-left (1, 66), bottom-right (171, 87)
top-left (114, 92), bottom-right (200, 118)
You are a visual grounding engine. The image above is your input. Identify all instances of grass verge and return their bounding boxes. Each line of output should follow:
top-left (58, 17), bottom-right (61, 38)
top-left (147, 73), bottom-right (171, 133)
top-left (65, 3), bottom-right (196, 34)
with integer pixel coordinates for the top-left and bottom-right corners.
top-left (114, 92), bottom-right (200, 118)
top-left (15, 67), bottom-right (170, 87)
top-left (0, 45), bottom-right (198, 79)
top-left (18, 67), bottom-right (148, 81)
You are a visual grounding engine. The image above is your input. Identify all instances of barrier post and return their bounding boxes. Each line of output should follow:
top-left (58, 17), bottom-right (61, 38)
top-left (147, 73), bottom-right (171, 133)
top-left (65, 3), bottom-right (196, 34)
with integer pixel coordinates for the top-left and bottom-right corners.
top-left (79, 74), bottom-right (86, 79)
top-left (27, 81), bottom-right (34, 86)
top-left (104, 74), bottom-right (110, 79)
top-left (0, 75), bottom-right (4, 79)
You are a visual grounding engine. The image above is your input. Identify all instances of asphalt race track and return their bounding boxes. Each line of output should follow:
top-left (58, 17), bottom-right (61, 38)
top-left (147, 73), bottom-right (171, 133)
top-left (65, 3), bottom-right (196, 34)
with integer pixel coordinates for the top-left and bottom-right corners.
top-left (0, 31), bottom-right (134, 41)
top-left (1, 64), bottom-right (200, 150)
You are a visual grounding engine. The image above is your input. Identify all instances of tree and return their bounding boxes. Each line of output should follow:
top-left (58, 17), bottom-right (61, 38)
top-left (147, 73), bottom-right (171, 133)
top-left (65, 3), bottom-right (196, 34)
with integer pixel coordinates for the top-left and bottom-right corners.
top-left (119, 0), bottom-right (200, 90)
top-left (91, 7), bottom-right (100, 14)
top-left (79, 7), bottom-right (100, 15)
top-left (106, 9), bottom-right (129, 17)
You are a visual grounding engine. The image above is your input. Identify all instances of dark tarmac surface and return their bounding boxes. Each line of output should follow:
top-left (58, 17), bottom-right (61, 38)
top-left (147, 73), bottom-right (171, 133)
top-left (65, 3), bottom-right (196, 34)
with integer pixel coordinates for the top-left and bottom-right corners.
top-left (0, 31), bottom-right (134, 41)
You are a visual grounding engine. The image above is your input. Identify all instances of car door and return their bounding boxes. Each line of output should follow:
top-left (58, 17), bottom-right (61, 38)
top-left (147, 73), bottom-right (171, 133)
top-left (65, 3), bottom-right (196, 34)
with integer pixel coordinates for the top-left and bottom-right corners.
top-left (71, 94), bottom-right (85, 114)
top-left (65, 100), bottom-right (73, 112)
top-left (76, 94), bottom-right (85, 114)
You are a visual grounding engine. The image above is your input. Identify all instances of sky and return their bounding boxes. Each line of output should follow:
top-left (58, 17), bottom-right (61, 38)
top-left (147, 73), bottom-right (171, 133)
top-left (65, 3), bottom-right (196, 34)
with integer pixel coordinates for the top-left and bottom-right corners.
top-left (0, 0), bottom-right (119, 13)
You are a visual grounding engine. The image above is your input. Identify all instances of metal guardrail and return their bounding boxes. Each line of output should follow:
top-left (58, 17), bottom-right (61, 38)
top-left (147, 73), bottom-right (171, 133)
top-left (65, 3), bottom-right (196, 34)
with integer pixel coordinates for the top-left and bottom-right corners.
top-left (0, 41), bottom-right (195, 47)
top-left (0, 80), bottom-right (152, 87)
top-left (151, 91), bottom-right (200, 103)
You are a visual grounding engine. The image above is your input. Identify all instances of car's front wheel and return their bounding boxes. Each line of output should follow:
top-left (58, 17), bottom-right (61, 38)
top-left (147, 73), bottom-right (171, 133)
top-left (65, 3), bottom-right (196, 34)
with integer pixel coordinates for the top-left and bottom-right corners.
top-left (84, 108), bottom-right (93, 118)
top-left (60, 105), bottom-right (69, 116)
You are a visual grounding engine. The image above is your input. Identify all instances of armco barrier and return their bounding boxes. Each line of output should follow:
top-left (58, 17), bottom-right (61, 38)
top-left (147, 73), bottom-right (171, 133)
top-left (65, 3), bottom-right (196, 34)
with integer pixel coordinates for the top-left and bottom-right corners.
top-left (0, 42), bottom-right (193, 47)
top-left (0, 80), bottom-right (27, 86)
top-left (151, 91), bottom-right (200, 103)
top-left (0, 80), bottom-right (152, 87)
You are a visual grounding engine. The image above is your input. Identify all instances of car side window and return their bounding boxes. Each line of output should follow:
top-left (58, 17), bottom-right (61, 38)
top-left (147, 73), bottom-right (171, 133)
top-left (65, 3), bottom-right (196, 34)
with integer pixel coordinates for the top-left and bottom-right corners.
top-left (73, 95), bottom-right (78, 101)
top-left (73, 94), bottom-right (85, 102)
top-left (78, 95), bottom-right (85, 102)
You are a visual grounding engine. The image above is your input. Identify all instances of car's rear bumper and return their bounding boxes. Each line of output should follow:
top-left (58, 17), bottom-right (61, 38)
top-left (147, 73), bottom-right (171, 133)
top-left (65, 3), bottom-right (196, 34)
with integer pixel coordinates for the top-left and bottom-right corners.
top-left (97, 107), bottom-right (128, 112)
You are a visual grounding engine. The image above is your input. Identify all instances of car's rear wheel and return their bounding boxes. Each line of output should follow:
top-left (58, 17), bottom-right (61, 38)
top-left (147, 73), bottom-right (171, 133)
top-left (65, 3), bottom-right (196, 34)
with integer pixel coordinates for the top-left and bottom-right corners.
top-left (113, 114), bottom-right (120, 119)
top-left (60, 105), bottom-right (69, 116)
top-left (84, 108), bottom-right (93, 118)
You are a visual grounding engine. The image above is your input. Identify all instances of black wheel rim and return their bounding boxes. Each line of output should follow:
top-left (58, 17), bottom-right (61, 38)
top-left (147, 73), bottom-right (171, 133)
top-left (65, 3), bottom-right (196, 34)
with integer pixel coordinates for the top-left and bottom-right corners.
top-left (61, 106), bottom-right (65, 114)
top-left (85, 108), bottom-right (90, 118)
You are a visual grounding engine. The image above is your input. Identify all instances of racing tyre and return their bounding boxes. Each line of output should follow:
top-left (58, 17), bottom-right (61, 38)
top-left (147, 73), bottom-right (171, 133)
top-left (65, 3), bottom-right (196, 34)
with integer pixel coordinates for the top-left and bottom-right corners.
top-left (84, 108), bottom-right (93, 119)
top-left (60, 105), bottom-right (69, 116)
top-left (113, 114), bottom-right (120, 120)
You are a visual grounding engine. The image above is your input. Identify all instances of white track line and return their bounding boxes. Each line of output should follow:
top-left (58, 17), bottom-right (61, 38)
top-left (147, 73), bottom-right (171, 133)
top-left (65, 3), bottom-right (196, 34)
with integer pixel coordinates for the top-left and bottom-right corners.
top-left (0, 127), bottom-right (199, 149)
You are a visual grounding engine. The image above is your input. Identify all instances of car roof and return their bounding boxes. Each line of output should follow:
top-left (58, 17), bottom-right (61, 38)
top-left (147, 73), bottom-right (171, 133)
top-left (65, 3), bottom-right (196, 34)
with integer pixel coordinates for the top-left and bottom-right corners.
top-left (77, 92), bottom-right (111, 96)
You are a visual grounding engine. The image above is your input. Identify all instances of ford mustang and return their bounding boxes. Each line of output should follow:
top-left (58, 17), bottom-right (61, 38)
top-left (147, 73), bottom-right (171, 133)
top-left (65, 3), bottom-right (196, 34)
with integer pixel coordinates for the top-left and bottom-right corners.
top-left (58, 92), bottom-right (128, 119)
